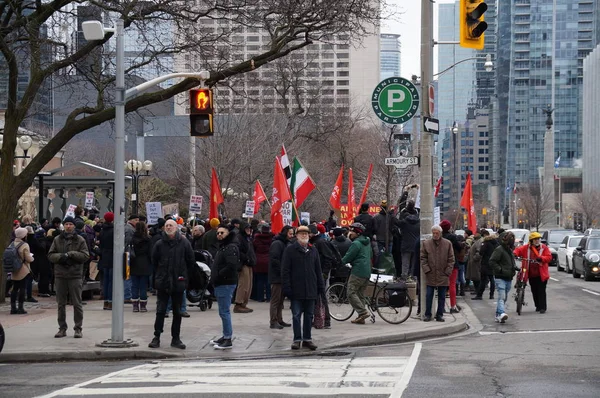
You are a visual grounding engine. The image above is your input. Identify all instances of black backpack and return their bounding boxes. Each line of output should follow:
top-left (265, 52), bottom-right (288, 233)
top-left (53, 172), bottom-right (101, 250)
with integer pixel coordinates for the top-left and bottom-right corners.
top-left (3, 242), bottom-right (25, 273)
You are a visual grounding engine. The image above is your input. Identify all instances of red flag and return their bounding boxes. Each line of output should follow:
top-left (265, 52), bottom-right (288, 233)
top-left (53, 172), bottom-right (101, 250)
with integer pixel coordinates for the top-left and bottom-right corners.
top-left (271, 157), bottom-right (292, 234)
top-left (434, 176), bottom-right (443, 198)
top-left (209, 168), bottom-right (224, 220)
top-left (348, 168), bottom-right (356, 219)
top-left (329, 165), bottom-right (344, 210)
top-left (253, 180), bottom-right (268, 214)
top-left (460, 173), bottom-right (477, 233)
top-left (359, 164), bottom-right (373, 206)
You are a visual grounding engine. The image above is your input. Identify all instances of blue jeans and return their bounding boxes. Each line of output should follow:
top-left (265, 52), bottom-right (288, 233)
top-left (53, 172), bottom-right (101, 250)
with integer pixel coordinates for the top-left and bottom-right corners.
top-left (103, 268), bottom-right (113, 302)
top-left (215, 285), bottom-right (236, 339)
top-left (494, 278), bottom-right (511, 316)
top-left (131, 275), bottom-right (149, 301)
top-left (124, 278), bottom-right (132, 300)
top-left (425, 285), bottom-right (447, 318)
top-left (457, 262), bottom-right (466, 285)
top-left (167, 290), bottom-right (187, 313)
top-left (291, 299), bottom-right (316, 342)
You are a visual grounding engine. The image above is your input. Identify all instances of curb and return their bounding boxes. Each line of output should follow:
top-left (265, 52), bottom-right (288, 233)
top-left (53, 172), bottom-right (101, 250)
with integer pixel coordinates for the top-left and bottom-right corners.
top-left (0, 319), bottom-right (468, 364)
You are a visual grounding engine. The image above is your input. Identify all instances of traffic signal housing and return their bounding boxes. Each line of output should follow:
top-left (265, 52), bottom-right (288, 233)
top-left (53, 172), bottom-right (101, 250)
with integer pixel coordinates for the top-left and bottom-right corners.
top-left (459, 0), bottom-right (488, 50)
top-left (189, 88), bottom-right (214, 137)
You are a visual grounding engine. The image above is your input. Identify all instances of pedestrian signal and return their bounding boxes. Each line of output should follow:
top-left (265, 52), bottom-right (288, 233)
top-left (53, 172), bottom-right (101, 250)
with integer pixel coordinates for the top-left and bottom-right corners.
top-left (190, 88), bottom-right (214, 137)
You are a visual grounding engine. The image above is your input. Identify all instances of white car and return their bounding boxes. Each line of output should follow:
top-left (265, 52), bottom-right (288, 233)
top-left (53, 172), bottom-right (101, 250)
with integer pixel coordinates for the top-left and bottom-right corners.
top-left (507, 229), bottom-right (530, 247)
top-left (557, 235), bottom-right (583, 273)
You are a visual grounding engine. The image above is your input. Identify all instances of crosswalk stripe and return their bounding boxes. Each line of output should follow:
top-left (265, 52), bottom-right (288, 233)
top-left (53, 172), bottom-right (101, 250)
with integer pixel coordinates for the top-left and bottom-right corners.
top-left (39, 355), bottom-right (419, 397)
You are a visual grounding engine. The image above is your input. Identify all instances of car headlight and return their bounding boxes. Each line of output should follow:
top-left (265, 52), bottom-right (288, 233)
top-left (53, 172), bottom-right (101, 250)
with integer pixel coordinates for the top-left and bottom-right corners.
top-left (586, 253), bottom-right (600, 264)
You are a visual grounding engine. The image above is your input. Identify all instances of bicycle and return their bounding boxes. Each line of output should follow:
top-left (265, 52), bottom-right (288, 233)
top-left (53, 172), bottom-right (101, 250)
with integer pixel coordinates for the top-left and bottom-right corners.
top-left (0, 320), bottom-right (4, 353)
top-left (326, 267), bottom-right (412, 324)
top-left (514, 257), bottom-right (539, 315)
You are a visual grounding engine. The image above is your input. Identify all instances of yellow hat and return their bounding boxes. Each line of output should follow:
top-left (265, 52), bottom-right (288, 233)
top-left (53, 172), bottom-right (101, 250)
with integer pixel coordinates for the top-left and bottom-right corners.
top-left (210, 218), bottom-right (220, 229)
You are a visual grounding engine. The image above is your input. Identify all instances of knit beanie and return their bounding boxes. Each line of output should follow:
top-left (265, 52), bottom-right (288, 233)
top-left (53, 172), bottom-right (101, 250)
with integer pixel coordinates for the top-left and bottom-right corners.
top-left (440, 219), bottom-right (452, 232)
top-left (210, 218), bottom-right (220, 229)
top-left (15, 227), bottom-right (28, 239)
top-left (103, 212), bottom-right (114, 223)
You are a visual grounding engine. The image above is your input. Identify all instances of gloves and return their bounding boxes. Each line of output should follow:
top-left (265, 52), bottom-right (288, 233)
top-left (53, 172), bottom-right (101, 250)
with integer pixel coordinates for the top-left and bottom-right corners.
top-left (58, 253), bottom-right (69, 264)
top-left (536, 257), bottom-right (543, 262)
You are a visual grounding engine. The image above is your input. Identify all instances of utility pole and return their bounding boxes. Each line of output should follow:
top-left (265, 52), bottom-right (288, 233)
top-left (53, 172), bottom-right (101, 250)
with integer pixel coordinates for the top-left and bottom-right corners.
top-left (419, 0), bottom-right (434, 319)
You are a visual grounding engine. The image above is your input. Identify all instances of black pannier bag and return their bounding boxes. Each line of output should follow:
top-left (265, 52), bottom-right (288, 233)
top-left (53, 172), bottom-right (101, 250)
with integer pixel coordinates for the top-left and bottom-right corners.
top-left (384, 282), bottom-right (408, 308)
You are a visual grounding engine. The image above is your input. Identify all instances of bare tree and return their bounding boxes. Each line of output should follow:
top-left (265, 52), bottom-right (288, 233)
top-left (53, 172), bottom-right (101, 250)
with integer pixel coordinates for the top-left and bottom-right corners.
top-left (519, 184), bottom-right (555, 231)
top-left (568, 190), bottom-right (600, 230)
top-left (0, 0), bottom-right (383, 301)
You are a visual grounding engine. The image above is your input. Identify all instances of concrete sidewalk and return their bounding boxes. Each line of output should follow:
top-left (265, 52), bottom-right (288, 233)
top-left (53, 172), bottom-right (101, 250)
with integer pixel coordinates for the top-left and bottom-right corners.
top-left (0, 295), bottom-right (467, 363)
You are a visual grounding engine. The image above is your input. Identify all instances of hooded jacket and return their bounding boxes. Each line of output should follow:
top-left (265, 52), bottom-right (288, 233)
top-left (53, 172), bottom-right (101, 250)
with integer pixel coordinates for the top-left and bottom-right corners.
top-left (151, 231), bottom-right (195, 293)
top-left (131, 233), bottom-right (153, 276)
top-left (237, 222), bottom-right (256, 267)
top-left (342, 235), bottom-right (372, 279)
top-left (253, 232), bottom-right (274, 274)
top-left (398, 214), bottom-right (420, 252)
top-left (97, 223), bottom-right (114, 269)
top-left (490, 241), bottom-right (517, 281)
top-left (479, 235), bottom-right (499, 275)
top-left (331, 235), bottom-right (352, 258)
top-left (281, 241), bottom-right (324, 300)
top-left (269, 232), bottom-right (291, 284)
top-left (354, 212), bottom-right (375, 239)
top-left (48, 231), bottom-right (90, 279)
top-left (212, 232), bottom-right (241, 286)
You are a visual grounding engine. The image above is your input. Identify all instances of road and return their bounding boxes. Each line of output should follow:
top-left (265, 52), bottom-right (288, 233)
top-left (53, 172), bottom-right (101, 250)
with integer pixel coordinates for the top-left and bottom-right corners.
top-left (1, 267), bottom-right (599, 398)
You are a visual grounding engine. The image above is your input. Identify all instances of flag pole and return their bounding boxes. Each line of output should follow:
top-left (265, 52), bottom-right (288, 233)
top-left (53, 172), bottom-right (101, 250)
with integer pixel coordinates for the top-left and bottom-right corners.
top-left (315, 184), bottom-right (335, 211)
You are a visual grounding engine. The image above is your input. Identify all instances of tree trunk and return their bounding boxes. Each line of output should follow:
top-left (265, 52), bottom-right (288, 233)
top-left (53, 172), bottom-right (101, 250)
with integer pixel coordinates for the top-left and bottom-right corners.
top-left (0, 191), bottom-right (20, 303)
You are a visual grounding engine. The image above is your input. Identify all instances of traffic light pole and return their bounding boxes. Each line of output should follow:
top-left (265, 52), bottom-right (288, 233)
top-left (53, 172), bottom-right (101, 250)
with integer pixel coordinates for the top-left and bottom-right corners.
top-left (419, 0), bottom-right (434, 320)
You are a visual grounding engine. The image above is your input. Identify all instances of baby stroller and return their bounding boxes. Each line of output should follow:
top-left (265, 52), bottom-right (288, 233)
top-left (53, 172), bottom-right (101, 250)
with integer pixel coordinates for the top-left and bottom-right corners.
top-left (186, 250), bottom-right (213, 311)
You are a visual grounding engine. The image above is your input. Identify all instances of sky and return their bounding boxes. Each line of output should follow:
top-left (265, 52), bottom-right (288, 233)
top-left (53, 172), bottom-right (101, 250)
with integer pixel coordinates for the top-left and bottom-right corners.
top-left (382, 0), bottom-right (453, 77)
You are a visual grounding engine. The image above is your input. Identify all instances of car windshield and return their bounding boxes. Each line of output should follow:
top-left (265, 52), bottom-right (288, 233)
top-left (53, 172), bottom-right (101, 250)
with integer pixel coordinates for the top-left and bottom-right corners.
top-left (569, 237), bottom-right (582, 248)
top-left (548, 231), bottom-right (573, 244)
top-left (587, 238), bottom-right (600, 250)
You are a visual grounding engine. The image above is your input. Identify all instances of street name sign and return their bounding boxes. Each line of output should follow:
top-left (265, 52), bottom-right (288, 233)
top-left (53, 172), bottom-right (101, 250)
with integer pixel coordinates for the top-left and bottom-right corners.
top-left (372, 77), bottom-right (420, 124)
top-left (385, 156), bottom-right (419, 168)
top-left (423, 117), bottom-right (439, 134)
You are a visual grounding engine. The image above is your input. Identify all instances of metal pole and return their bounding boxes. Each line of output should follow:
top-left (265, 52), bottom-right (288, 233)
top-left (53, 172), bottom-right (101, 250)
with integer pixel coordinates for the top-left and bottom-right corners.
top-left (190, 137), bottom-right (196, 197)
top-left (133, 174), bottom-right (139, 214)
top-left (419, 0), bottom-right (434, 320)
top-left (38, 175), bottom-right (44, 222)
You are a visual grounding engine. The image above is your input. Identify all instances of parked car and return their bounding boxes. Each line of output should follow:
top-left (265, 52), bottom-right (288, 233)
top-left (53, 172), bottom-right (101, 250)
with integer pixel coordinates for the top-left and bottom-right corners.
top-left (557, 235), bottom-right (583, 273)
top-left (507, 229), bottom-right (530, 247)
top-left (542, 229), bottom-right (578, 267)
top-left (572, 236), bottom-right (600, 281)
top-left (583, 229), bottom-right (600, 236)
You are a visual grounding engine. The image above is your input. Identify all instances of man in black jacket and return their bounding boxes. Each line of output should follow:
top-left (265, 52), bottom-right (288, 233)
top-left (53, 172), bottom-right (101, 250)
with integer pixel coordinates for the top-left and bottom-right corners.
top-left (234, 222), bottom-right (256, 313)
top-left (398, 214), bottom-right (421, 280)
top-left (473, 229), bottom-right (499, 300)
top-left (354, 203), bottom-right (375, 239)
top-left (281, 225), bottom-right (324, 351)
top-left (148, 220), bottom-right (195, 350)
top-left (268, 225), bottom-right (294, 329)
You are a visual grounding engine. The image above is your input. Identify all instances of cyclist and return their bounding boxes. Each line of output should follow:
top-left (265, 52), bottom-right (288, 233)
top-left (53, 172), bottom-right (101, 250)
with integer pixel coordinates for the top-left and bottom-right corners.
top-left (489, 231), bottom-right (517, 323)
top-left (341, 223), bottom-right (373, 325)
top-left (513, 231), bottom-right (552, 314)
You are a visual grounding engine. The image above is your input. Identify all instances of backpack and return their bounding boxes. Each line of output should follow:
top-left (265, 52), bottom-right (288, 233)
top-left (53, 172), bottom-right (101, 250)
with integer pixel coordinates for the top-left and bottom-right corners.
top-left (3, 242), bottom-right (25, 273)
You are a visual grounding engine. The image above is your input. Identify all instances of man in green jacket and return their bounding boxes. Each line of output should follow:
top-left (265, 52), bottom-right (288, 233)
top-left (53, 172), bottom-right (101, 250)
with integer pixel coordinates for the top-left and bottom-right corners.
top-left (342, 223), bottom-right (373, 325)
top-left (489, 231), bottom-right (517, 324)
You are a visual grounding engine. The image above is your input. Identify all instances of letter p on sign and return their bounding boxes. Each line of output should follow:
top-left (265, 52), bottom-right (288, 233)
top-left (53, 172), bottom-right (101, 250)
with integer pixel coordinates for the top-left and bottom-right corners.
top-left (388, 90), bottom-right (405, 109)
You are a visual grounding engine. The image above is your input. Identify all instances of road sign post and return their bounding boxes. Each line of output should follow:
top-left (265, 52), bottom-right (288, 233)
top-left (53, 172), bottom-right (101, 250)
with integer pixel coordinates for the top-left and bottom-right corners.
top-left (385, 156), bottom-right (420, 168)
top-left (423, 117), bottom-right (439, 134)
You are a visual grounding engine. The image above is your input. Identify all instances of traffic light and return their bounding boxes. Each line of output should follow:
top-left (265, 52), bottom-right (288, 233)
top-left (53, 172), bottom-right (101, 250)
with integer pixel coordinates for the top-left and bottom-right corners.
top-left (459, 0), bottom-right (488, 50)
top-left (189, 88), bottom-right (214, 137)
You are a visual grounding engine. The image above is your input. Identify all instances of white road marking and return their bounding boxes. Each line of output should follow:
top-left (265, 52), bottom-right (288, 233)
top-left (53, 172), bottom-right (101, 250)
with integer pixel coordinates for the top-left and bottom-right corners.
top-left (582, 288), bottom-right (600, 296)
top-left (38, 354), bottom-right (420, 396)
top-left (549, 277), bottom-right (559, 282)
top-left (480, 329), bottom-right (600, 336)
top-left (390, 342), bottom-right (422, 398)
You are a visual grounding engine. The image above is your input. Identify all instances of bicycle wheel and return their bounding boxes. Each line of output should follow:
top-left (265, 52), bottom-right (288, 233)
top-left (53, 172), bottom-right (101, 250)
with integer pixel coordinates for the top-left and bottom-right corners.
top-left (374, 287), bottom-right (412, 324)
top-left (516, 284), bottom-right (524, 315)
top-left (0, 322), bottom-right (4, 353)
top-left (326, 283), bottom-right (354, 321)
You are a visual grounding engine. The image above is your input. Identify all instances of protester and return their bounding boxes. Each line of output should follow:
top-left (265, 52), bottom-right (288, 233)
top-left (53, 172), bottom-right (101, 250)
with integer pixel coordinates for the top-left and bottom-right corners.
top-left (473, 230), bottom-right (499, 300)
top-left (440, 220), bottom-right (463, 313)
top-left (513, 232), bottom-right (552, 314)
top-left (342, 223), bottom-right (372, 325)
top-left (252, 223), bottom-right (273, 302)
top-left (354, 203), bottom-right (375, 239)
top-left (268, 225), bottom-right (294, 329)
top-left (466, 231), bottom-right (483, 293)
top-left (98, 212), bottom-right (115, 310)
top-left (48, 216), bottom-right (90, 338)
top-left (281, 225), bottom-right (324, 350)
top-left (191, 225), bottom-right (205, 250)
top-left (202, 218), bottom-right (221, 258)
top-left (398, 213), bottom-right (420, 280)
top-left (124, 214), bottom-right (139, 304)
top-left (130, 221), bottom-right (152, 313)
top-left (490, 232), bottom-right (517, 323)
top-left (8, 227), bottom-right (34, 314)
top-left (234, 222), bottom-right (256, 313)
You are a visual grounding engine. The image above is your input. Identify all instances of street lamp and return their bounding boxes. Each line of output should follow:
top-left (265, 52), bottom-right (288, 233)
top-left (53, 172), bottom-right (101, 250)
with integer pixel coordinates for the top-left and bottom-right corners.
top-left (0, 135), bottom-right (33, 159)
top-left (125, 159), bottom-right (152, 213)
top-left (433, 53), bottom-right (493, 78)
top-left (82, 19), bottom-right (209, 348)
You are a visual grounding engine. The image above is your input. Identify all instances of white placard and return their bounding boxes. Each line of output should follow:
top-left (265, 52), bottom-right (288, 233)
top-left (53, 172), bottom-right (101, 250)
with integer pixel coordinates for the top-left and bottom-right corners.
top-left (189, 195), bottom-right (203, 214)
top-left (146, 202), bottom-right (162, 225)
top-left (282, 201), bottom-right (293, 226)
top-left (65, 204), bottom-right (77, 218)
top-left (84, 192), bottom-right (94, 209)
top-left (434, 206), bottom-right (441, 227)
top-left (300, 212), bottom-right (310, 224)
top-left (245, 200), bottom-right (255, 217)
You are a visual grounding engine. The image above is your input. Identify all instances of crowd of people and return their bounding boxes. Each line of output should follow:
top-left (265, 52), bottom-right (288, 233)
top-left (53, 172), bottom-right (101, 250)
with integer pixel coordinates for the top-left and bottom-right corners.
top-left (4, 187), bottom-right (551, 350)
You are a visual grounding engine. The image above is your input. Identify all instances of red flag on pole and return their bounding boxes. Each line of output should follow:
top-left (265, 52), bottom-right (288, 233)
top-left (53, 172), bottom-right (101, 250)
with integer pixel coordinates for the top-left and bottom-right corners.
top-left (209, 168), bottom-right (224, 220)
top-left (348, 168), bottom-right (356, 219)
top-left (434, 176), bottom-right (443, 198)
top-left (329, 165), bottom-right (344, 210)
top-left (253, 180), bottom-right (268, 214)
top-left (271, 157), bottom-right (292, 234)
top-left (460, 172), bottom-right (477, 233)
top-left (359, 163), bottom-right (373, 206)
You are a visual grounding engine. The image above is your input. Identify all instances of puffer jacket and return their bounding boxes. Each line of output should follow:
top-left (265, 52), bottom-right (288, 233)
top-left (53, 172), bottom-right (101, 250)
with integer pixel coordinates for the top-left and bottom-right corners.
top-left (48, 232), bottom-right (90, 279)
top-left (490, 242), bottom-right (517, 281)
top-left (151, 231), bottom-right (195, 293)
top-left (398, 214), bottom-right (420, 252)
top-left (281, 241), bottom-right (324, 300)
top-left (420, 237), bottom-right (455, 287)
top-left (269, 233), bottom-right (290, 284)
top-left (130, 234), bottom-right (152, 276)
top-left (342, 235), bottom-right (372, 279)
top-left (253, 232), bottom-right (273, 274)
top-left (212, 232), bottom-right (241, 286)
top-left (479, 235), bottom-right (499, 275)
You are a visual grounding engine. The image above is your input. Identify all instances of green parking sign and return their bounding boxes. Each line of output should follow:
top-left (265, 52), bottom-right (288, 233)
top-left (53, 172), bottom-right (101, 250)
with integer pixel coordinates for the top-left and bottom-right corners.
top-left (371, 77), bottom-right (419, 124)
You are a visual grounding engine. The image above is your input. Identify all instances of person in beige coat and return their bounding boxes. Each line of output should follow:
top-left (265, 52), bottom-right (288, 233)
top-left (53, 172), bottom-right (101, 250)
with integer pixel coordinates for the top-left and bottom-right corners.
top-left (420, 225), bottom-right (455, 322)
top-left (10, 227), bottom-right (34, 314)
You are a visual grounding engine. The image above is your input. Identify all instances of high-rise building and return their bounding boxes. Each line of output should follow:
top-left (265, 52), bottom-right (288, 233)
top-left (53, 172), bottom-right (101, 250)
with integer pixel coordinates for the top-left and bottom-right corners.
top-left (583, 44), bottom-right (600, 192)
top-left (380, 33), bottom-right (401, 80)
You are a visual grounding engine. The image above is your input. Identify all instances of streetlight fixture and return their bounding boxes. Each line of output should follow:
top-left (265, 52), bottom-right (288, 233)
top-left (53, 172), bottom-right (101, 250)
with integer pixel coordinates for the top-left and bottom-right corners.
top-left (433, 53), bottom-right (493, 78)
top-left (125, 159), bottom-right (152, 213)
top-left (82, 19), bottom-right (209, 348)
top-left (0, 135), bottom-right (33, 159)
top-left (452, 122), bottom-right (459, 135)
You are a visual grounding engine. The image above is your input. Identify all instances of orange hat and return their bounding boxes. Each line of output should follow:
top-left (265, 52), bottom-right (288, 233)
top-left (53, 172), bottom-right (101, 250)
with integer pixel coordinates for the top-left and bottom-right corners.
top-left (209, 218), bottom-right (220, 229)
top-left (176, 217), bottom-right (184, 225)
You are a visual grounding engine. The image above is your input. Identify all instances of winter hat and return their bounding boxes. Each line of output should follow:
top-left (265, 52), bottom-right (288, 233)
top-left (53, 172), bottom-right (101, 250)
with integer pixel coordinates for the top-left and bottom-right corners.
top-left (13, 219), bottom-right (20, 226)
top-left (333, 227), bottom-right (344, 237)
top-left (63, 216), bottom-right (76, 225)
top-left (103, 212), bottom-right (114, 223)
top-left (157, 218), bottom-right (166, 228)
top-left (15, 227), bottom-right (28, 239)
top-left (75, 220), bottom-right (85, 230)
top-left (308, 224), bottom-right (318, 235)
top-left (259, 222), bottom-right (271, 233)
top-left (316, 224), bottom-right (326, 234)
top-left (440, 220), bottom-right (452, 232)
top-left (210, 218), bottom-right (220, 229)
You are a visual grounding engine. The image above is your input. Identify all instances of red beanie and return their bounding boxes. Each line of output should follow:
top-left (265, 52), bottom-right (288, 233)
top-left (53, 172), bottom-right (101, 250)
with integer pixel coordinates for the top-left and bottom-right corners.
top-left (440, 220), bottom-right (452, 231)
top-left (104, 212), bottom-right (114, 223)
top-left (317, 224), bottom-right (326, 234)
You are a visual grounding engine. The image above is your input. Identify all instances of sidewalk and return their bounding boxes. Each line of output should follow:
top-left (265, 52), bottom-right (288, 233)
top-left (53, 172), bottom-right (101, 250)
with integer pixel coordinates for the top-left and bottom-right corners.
top-left (0, 295), bottom-right (467, 363)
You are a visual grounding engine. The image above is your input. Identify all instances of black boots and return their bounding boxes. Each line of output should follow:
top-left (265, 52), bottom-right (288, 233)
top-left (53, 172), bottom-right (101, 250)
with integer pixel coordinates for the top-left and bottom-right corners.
top-left (10, 301), bottom-right (17, 315)
top-left (148, 336), bottom-right (160, 348)
top-left (459, 283), bottom-right (465, 296)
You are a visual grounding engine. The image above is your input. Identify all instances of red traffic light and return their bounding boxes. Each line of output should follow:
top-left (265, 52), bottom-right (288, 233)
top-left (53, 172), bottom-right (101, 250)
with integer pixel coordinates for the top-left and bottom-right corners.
top-left (190, 88), bottom-right (213, 114)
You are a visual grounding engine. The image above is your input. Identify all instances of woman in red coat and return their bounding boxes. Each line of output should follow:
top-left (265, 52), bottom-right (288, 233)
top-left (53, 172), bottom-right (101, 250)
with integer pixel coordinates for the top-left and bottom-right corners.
top-left (513, 232), bottom-right (552, 313)
top-left (252, 223), bottom-right (274, 302)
